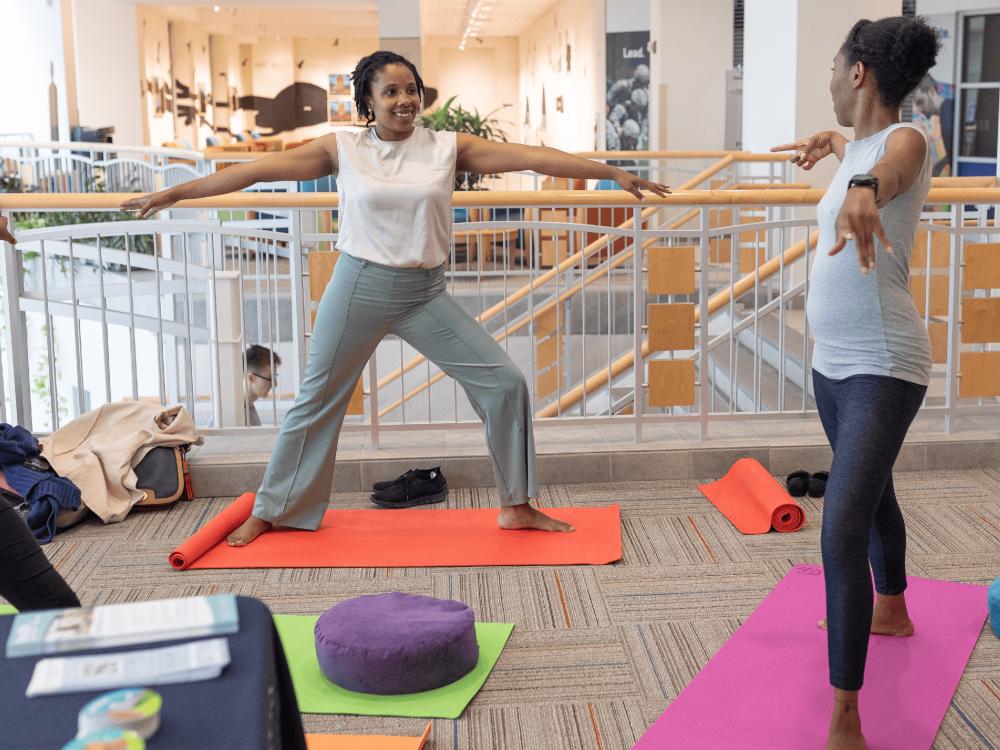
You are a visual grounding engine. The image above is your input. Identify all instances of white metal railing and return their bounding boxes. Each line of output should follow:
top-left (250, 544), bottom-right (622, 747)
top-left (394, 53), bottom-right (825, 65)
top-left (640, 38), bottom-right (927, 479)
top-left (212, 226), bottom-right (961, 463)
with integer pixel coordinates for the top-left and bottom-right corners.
top-left (1, 139), bottom-right (757, 197)
top-left (2, 175), bottom-right (996, 442)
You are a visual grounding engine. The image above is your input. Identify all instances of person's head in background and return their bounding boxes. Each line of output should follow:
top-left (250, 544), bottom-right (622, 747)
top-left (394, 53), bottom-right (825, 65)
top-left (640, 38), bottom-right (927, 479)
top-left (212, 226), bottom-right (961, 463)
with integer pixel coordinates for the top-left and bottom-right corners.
top-left (913, 74), bottom-right (944, 118)
top-left (245, 345), bottom-right (281, 405)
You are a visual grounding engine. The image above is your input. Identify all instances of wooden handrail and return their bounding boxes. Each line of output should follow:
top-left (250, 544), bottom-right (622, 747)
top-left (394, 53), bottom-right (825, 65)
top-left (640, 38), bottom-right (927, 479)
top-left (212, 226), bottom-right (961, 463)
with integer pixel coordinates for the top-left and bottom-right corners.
top-left (574, 150), bottom-right (741, 159)
top-left (733, 183), bottom-right (811, 190)
top-left (6, 187), bottom-right (999, 210)
top-left (535, 229), bottom-right (821, 418)
top-left (930, 176), bottom-right (997, 188)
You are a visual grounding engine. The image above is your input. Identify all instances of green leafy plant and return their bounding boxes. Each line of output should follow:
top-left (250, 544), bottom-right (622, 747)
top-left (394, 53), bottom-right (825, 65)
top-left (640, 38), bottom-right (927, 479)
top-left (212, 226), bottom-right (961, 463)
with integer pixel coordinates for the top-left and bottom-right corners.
top-left (420, 96), bottom-right (510, 190)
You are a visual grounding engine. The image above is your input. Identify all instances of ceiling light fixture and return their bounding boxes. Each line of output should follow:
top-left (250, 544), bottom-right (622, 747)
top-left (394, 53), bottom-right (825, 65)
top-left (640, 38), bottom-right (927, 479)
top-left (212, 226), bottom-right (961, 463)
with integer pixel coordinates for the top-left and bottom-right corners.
top-left (458, 0), bottom-right (490, 51)
top-left (213, 4), bottom-right (220, 11)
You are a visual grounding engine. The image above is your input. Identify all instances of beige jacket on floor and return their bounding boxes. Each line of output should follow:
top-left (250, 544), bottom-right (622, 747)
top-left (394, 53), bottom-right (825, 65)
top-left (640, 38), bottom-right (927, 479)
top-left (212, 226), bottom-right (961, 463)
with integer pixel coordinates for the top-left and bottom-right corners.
top-left (40, 402), bottom-right (203, 523)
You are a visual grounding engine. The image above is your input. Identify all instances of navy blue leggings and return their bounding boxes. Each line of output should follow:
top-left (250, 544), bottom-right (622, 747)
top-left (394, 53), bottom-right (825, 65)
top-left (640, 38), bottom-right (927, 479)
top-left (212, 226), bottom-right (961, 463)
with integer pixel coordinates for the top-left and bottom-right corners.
top-left (813, 370), bottom-right (926, 691)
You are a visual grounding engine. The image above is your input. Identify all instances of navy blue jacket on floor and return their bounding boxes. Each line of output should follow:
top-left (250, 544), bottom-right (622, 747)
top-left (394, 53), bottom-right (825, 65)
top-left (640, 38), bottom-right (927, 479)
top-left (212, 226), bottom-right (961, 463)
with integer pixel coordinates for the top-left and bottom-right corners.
top-left (0, 424), bottom-right (81, 543)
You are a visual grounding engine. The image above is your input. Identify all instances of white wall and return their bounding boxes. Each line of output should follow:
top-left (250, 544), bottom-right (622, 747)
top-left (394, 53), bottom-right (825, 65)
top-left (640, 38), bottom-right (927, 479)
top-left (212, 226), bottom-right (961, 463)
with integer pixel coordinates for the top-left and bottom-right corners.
top-left (167, 20), bottom-right (214, 148)
top-left (138, 8), bottom-right (175, 147)
top-left (0, 0), bottom-right (71, 141)
top-left (917, 0), bottom-right (1000, 12)
top-left (606, 0), bottom-right (650, 33)
top-left (421, 36), bottom-right (519, 140)
top-left (293, 36), bottom-right (377, 140)
top-left (517, 0), bottom-right (604, 150)
top-left (651, 0), bottom-right (732, 151)
top-left (71, 0), bottom-right (144, 145)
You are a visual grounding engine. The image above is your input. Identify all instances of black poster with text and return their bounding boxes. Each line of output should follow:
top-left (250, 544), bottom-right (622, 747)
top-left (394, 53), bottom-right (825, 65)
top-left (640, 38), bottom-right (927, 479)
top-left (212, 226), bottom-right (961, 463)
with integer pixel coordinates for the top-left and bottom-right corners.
top-left (605, 31), bottom-right (650, 151)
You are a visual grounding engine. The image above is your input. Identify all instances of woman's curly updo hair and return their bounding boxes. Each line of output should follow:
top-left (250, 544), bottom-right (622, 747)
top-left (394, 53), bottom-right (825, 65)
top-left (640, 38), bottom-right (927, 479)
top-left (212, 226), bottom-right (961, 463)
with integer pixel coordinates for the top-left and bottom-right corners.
top-left (840, 17), bottom-right (941, 108)
top-left (351, 51), bottom-right (425, 125)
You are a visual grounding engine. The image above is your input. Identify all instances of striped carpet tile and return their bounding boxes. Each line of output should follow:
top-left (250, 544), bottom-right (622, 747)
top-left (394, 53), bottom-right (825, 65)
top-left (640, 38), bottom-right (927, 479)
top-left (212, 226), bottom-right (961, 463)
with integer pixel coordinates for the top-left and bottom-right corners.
top-left (2, 469), bottom-right (998, 748)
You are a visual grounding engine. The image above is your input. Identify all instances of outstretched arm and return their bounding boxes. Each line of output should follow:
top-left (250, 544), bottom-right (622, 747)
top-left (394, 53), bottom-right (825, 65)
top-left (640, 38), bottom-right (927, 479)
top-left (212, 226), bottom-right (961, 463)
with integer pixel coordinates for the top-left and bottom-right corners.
top-left (455, 133), bottom-right (670, 200)
top-left (829, 126), bottom-right (927, 274)
top-left (770, 130), bottom-right (849, 169)
top-left (120, 134), bottom-right (339, 217)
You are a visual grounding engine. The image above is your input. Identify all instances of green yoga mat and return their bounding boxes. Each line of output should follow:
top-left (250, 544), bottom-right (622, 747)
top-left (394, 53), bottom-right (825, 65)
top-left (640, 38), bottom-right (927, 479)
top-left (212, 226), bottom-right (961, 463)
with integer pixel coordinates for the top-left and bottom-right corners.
top-left (274, 614), bottom-right (513, 718)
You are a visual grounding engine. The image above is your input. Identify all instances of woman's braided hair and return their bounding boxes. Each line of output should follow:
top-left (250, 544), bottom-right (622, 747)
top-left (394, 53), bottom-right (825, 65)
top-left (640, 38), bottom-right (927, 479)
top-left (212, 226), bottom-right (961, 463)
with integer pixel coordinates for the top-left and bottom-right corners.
top-left (840, 17), bottom-right (941, 108)
top-left (351, 51), bottom-right (425, 125)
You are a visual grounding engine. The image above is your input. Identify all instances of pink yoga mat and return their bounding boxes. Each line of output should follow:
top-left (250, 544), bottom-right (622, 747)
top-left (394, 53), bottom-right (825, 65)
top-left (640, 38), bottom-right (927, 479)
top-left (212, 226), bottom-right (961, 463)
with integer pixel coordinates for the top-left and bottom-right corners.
top-left (633, 565), bottom-right (988, 750)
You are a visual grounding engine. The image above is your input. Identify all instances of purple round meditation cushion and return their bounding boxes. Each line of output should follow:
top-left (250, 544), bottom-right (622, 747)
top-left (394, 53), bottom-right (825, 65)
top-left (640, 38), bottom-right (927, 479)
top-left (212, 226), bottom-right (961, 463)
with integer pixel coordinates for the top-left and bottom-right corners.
top-left (314, 593), bottom-right (480, 695)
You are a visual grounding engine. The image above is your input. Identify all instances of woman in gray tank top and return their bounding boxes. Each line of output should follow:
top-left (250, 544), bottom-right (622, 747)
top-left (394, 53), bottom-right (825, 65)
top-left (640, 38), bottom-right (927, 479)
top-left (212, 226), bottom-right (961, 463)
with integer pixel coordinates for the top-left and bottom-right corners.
top-left (772, 16), bottom-right (940, 750)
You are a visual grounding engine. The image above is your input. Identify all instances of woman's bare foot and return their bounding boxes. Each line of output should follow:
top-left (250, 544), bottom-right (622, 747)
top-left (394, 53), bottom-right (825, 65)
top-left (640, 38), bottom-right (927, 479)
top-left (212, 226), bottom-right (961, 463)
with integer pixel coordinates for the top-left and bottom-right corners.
top-left (226, 515), bottom-right (272, 546)
top-left (498, 503), bottom-right (574, 532)
top-left (825, 691), bottom-right (868, 750)
top-left (818, 592), bottom-right (915, 636)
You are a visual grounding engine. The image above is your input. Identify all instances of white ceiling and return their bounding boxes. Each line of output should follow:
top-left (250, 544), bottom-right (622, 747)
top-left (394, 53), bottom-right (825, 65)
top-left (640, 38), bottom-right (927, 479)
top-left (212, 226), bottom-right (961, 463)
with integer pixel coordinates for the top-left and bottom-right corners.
top-left (419, 0), bottom-right (561, 38)
top-left (141, 0), bottom-right (561, 39)
top-left (157, 5), bottom-right (379, 38)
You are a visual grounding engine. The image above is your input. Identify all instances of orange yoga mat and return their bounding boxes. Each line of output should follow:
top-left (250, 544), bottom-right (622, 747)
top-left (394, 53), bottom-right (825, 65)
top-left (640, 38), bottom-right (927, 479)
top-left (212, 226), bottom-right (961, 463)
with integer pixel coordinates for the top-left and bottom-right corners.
top-left (305, 722), bottom-right (431, 750)
top-left (169, 493), bottom-right (622, 569)
top-left (697, 458), bottom-right (805, 534)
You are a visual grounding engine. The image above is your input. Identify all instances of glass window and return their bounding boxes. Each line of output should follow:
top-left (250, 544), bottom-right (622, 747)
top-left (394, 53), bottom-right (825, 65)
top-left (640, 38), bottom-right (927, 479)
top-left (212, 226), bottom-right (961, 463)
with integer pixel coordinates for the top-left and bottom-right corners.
top-left (959, 88), bottom-right (999, 158)
top-left (962, 14), bottom-right (1000, 83)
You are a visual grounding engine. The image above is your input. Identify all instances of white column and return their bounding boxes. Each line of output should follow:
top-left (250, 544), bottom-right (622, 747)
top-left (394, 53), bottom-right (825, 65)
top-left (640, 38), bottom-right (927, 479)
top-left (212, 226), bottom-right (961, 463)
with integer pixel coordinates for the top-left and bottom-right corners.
top-left (70, 0), bottom-right (145, 145)
top-left (378, 0), bottom-right (421, 67)
top-left (208, 271), bottom-right (245, 428)
top-left (0, 0), bottom-right (71, 141)
top-left (650, 0), bottom-right (733, 152)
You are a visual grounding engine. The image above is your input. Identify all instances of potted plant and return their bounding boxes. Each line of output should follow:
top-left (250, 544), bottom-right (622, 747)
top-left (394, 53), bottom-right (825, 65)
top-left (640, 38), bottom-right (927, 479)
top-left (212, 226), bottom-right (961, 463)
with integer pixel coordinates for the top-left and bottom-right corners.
top-left (419, 96), bottom-right (510, 191)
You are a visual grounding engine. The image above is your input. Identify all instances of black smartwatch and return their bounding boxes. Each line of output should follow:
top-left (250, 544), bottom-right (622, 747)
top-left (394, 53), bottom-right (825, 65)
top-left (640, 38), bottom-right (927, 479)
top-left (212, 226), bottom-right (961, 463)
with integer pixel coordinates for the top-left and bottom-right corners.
top-left (847, 173), bottom-right (879, 199)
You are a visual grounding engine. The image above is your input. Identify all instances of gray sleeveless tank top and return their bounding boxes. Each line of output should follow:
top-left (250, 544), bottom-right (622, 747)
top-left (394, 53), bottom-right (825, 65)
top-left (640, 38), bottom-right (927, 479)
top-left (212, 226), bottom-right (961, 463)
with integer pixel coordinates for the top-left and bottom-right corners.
top-left (807, 123), bottom-right (932, 386)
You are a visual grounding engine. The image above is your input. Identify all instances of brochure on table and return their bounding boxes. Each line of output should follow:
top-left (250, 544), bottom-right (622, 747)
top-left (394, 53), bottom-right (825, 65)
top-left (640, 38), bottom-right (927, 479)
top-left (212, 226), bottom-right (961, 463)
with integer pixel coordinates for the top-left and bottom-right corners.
top-left (26, 638), bottom-right (232, 697)
top-left (6, 595), bottom-right (239, 658)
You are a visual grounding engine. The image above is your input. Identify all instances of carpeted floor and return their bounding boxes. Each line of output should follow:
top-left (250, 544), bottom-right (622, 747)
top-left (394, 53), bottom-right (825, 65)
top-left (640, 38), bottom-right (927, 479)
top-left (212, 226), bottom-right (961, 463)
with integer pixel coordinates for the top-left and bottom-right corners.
top-left (11, 469), bottom-right (1000, 749)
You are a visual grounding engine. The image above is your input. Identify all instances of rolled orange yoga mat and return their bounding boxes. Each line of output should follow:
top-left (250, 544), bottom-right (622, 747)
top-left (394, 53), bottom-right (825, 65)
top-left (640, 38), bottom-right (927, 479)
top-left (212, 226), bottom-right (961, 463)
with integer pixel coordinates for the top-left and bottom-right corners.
top-left (697, 458), bottom-right (805, 534)
top-left (169, 492), bottom-right (258, 569)
top-left (169, 492), bottom-right (622, 569)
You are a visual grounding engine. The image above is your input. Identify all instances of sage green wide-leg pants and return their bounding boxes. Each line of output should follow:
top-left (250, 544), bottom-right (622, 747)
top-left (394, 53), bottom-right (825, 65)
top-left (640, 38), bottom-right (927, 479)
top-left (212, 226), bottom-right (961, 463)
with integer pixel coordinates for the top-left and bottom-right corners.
top-left (252, 253), bottom-right (537, 529)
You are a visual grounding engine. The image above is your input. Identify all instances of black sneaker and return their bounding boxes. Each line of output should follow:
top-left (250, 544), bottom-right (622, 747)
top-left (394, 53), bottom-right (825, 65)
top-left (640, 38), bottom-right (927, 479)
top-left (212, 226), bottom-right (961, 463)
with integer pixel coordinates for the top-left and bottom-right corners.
top-left (370, 467), bottom-right (448, 508)
top-left (371, 467), bottom-right (442, 492)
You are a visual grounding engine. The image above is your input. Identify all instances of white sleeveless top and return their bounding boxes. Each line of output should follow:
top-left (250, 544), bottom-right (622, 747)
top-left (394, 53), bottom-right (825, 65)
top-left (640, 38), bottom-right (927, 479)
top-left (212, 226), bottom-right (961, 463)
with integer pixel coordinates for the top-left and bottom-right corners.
top-left (335, 127), bottom-right (457, 268)
top-left (807, 123), bottom-right (932, 385)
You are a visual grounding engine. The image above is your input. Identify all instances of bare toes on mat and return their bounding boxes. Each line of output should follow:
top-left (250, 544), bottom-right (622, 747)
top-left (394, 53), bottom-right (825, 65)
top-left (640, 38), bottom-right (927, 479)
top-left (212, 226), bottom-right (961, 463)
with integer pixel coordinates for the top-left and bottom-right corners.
top-left (226, 516), bottom-right (273, 546)
top-left (497, 505), bottom-right (575, 533)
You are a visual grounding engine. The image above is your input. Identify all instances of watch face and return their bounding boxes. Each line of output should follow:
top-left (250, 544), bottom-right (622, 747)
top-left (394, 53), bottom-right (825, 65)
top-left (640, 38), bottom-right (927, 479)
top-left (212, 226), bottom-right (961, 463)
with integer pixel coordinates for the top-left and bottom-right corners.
top-left (850, 175), bottom-right (878, 188)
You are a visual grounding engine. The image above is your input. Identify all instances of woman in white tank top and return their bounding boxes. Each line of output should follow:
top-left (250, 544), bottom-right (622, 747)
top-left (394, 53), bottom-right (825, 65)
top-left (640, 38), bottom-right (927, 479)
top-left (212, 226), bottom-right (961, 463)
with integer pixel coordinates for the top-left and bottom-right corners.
top-left (771, 17), bottom-right (940, 750)
top-left (122, 52), bottom-right (668, 544)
